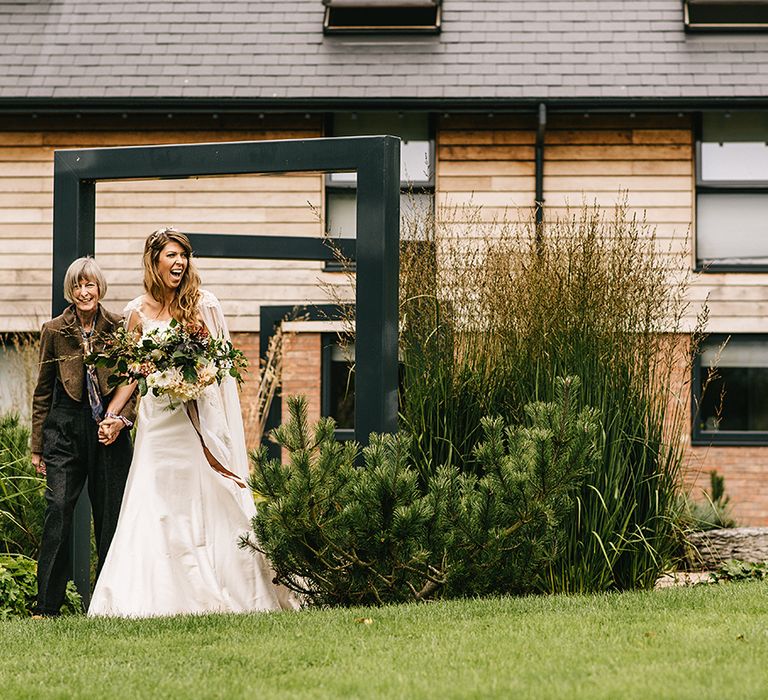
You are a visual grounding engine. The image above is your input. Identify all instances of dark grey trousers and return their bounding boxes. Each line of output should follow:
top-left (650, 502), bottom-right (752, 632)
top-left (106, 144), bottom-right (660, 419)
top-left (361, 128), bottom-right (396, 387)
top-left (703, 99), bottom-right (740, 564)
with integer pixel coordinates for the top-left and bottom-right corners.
top-left (35, 382), bottom-right (132, 615)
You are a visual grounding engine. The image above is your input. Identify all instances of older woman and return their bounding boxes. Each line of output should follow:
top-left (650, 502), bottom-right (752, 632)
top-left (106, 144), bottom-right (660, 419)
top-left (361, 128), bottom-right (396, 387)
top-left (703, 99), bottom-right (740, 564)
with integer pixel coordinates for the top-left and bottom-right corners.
top-left (31, 257), bottom-right (135, 617)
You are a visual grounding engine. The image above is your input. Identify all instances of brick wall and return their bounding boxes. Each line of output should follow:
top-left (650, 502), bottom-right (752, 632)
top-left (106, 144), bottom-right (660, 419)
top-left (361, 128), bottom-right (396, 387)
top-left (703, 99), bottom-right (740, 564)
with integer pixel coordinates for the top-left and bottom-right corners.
top-left (667, 334), bottom-right (768, 527)
top-left (280, 332), bottom-right (323, 428)
top-left (233, 330), bottom-right (322, 454)
top-left (685, 446), bottom-right (768, 526)
top-left (230, 331), bottom-right (262, 451)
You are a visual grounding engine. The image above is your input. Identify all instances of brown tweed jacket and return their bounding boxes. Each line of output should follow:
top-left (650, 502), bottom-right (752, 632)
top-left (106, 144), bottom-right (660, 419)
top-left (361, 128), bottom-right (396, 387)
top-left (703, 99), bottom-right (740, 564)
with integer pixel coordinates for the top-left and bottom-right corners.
top-left (30, 304), bottom-right (137, 453)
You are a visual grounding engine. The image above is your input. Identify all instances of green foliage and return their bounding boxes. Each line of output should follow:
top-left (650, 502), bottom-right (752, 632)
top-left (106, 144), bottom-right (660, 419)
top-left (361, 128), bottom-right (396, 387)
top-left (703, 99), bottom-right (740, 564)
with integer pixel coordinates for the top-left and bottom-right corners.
top-left (398, 200), bottom-right (698, 593)
top-left (679, 470), bottom-right (736, 532)
top-left (0, 554), bottom-right (36, 618)
top-left (0, 414), bottom-right (85, 614)
top-left (0, 413), bottom-right (45, 558)
top-left (709, 559), bottom-right (768, 583)
top-left (440, 376), bottom-right (603, 597)
top-left (0, 554), bottom-right (82, 618)
top-left (247, 380), bottom-right (601, 606)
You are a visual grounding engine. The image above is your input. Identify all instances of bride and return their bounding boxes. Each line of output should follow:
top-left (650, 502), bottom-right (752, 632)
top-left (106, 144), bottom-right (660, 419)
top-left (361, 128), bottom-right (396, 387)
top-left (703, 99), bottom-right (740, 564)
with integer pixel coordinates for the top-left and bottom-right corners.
top-left (88, 228), bottom-right (297, 617)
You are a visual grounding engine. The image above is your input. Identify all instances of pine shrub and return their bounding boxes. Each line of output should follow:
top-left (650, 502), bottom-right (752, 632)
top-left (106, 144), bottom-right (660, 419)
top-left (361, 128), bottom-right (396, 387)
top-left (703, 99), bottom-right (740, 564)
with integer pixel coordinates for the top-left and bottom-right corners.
top-left (246, 378), bottom-right (601, 606)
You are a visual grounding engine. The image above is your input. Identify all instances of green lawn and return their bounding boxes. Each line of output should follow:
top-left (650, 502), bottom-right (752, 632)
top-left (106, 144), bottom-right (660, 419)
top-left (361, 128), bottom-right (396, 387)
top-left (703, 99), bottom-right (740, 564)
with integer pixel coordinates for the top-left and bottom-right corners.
top-left (2, 581), bottom-right (767, 699)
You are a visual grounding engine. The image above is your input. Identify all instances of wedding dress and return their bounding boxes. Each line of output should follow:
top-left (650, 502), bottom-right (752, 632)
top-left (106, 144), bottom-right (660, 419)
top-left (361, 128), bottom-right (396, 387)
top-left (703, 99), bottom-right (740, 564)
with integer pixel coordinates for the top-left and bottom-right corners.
top-left (88, 290), bottom-right (297, 617)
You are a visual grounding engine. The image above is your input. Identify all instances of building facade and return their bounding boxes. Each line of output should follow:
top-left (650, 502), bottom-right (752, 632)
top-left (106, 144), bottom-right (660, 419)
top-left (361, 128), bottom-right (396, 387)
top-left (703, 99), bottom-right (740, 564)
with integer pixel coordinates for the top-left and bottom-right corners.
top-left (2, 1), bottom-right (768, 522)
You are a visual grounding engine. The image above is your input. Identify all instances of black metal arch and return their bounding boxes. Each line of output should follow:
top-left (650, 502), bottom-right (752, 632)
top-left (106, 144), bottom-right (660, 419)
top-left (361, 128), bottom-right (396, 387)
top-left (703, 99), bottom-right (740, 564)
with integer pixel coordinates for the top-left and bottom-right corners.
top-left (52, 135), bottom-right (401, 603)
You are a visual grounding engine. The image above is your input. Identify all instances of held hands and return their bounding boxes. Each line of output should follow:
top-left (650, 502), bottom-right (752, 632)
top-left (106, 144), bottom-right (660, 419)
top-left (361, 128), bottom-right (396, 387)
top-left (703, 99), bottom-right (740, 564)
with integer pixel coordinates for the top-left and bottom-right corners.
top-left (32, 452), bottom-right (46, 476)
top-left (98, 417), bottom-right (125, 446)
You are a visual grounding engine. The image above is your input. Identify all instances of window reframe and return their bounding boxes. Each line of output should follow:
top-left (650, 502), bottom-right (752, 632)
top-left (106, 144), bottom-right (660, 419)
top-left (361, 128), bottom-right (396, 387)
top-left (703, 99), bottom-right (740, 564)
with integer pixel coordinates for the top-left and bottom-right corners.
top-left (321, 332), bottom-right (356, 441)
top-left (692, 333), bottom-right (768, 446)
top-left (694, 114), bottom-right (768, 273)
top-left (323, 0), bottom-right (442, 35)
top-left (684, 0), bottom-right (768, 32)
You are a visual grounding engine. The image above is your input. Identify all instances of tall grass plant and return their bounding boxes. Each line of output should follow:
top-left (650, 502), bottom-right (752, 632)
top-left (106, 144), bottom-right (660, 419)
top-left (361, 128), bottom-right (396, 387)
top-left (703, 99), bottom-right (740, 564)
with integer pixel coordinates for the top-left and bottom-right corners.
top-left (398, 198), bottom-right (702, 592)
top-left (0, 332), bottom-right (39, 423)
top-left (0, 413), bottom-right (44, 558)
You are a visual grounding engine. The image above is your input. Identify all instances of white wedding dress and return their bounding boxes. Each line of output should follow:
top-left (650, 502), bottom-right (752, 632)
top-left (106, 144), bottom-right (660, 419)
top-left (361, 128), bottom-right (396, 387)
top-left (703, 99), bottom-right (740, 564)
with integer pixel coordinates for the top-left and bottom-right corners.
top-left (88, 290), bottom-right (297, 617)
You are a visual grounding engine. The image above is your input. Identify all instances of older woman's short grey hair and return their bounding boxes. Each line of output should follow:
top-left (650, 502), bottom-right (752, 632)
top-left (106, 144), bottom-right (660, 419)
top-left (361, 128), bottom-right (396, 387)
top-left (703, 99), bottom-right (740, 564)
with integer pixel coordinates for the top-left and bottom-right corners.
top-left (63, 257), bottom-right (108, 302)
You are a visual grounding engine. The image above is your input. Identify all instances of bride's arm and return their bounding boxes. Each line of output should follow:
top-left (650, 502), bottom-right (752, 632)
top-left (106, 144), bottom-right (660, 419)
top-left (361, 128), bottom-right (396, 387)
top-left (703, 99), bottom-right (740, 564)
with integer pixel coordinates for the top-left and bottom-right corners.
top-left (103, 382), bottom-right (137, 420)
top-left (99, 307), bottom-right (141, 445)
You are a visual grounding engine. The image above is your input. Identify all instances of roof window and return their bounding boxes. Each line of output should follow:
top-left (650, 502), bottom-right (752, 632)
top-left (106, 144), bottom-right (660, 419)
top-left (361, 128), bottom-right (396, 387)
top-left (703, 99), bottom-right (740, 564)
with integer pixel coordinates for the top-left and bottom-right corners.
top-left (684, 0), bottom-right (768, 31)
top-left (323, 0), bottom-right (441, 34)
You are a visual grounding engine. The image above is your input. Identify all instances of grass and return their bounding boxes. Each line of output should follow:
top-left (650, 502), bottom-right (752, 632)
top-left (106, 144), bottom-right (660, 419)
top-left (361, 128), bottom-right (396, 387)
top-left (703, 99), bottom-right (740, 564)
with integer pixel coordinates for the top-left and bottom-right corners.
top-left (391, 200), bottom-right (704, 592)
top-left (1, 582), bottom-right (766, 699)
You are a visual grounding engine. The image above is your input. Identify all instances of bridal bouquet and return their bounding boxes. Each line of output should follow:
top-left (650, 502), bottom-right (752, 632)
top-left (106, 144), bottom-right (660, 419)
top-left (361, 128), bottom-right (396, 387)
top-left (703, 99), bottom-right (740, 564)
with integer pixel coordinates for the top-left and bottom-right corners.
top-left (87, 319), bottom-right (247, 403)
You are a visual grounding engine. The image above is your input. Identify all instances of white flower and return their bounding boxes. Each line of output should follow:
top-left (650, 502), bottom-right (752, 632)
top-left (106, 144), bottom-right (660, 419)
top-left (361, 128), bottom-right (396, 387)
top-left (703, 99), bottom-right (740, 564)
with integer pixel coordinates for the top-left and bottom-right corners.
top-left (196, 361), bottom-right (218, 387)
top-left (146, 367), bottom-right (184, 391)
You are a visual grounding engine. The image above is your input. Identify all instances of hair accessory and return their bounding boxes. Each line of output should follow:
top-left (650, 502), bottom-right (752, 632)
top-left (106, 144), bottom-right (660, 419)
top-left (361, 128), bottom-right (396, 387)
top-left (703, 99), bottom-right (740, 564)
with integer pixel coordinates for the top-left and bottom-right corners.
top-left (148, 228), bottom-right (173, 246)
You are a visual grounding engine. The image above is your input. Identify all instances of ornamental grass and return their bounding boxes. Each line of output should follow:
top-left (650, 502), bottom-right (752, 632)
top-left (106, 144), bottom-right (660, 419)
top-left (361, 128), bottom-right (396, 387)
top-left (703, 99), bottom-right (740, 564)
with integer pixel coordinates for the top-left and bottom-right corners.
top-left (397, 196), bottom-right (704, 593)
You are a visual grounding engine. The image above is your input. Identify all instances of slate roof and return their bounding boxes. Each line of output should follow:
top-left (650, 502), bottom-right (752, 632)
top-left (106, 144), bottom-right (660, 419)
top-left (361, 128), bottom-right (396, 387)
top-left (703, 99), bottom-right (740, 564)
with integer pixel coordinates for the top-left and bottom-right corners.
top-left (1, 0), bottom-right (767, 104)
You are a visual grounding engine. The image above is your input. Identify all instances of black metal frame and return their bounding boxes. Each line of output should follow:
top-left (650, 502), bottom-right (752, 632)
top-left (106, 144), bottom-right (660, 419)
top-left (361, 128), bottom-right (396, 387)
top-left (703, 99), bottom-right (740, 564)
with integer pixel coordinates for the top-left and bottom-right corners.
top-left (323, 112), bottom-right (436, 271)
top-left (52, 135), bottom-right (401, 603)
top-left (535, 103), bottom-right (547, 236)
top-left (691, 333), bottom-right (768, 446)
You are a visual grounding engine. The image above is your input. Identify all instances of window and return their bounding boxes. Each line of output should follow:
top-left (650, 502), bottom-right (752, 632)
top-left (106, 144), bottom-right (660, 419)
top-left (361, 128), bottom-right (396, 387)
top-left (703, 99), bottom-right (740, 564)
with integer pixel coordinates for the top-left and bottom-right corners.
top-left (323, 0), bottom-right (441, 34)
top-left (325, 112), bottom-right (435, 265)
top-left (696, 112), bottom-right (768, 269)
top-left (321, 333), bottom-right (407, 439)
top-left (693, 335), bottom-right (768, 444)
top-left (322, 334), bottom-right (355, 440)
top-left (684, 0), bottom-right (768, 31)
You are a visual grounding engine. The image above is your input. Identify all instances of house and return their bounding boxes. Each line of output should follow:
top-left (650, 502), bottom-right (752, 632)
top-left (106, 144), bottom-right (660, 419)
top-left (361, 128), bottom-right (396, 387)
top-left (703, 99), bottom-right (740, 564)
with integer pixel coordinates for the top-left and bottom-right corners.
top-left (1, 0), bottom-right (768, 522)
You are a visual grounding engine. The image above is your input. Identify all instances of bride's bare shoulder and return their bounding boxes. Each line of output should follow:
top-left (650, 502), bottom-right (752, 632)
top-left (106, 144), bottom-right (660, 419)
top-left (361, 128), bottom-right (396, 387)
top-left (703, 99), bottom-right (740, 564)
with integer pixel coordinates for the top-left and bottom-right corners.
top-left (124, 294), bottom-right (156, 312)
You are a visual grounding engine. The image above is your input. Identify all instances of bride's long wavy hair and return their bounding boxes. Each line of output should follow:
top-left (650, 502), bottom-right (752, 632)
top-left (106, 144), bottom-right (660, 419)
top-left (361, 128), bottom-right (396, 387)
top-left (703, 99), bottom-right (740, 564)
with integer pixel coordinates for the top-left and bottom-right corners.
top-left (143, 227), bottom-right (201, 327)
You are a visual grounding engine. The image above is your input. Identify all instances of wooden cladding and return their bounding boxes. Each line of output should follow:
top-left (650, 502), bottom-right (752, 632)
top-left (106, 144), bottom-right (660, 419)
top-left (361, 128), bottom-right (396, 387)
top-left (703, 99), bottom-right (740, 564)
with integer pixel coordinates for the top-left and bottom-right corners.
top-left (3, 112), bottom-right (768, 333)
top-left (437, 112), bottom-right (768, 332)
top-left (437, 114), bottom-right (537, 224)
top-left (542, 114), bottom-right (694, 217)
top-left (0, 119), bottom-right (342, 333)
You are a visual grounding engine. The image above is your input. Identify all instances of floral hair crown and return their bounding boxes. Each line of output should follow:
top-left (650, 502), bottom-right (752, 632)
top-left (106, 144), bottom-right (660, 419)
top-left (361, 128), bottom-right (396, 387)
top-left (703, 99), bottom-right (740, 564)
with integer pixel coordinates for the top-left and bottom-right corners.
top-left (148, 227), bottom-right (177, 246)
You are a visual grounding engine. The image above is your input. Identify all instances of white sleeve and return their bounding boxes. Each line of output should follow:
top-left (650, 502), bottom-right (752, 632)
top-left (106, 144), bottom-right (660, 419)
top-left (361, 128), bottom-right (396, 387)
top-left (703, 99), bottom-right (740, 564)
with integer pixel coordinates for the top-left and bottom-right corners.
top-left (122, 297), bottom-right (143, 331)
top-left (197, 289), bottom-right (229, 340)
top-left (196, 290), bottom-right (251, 486)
